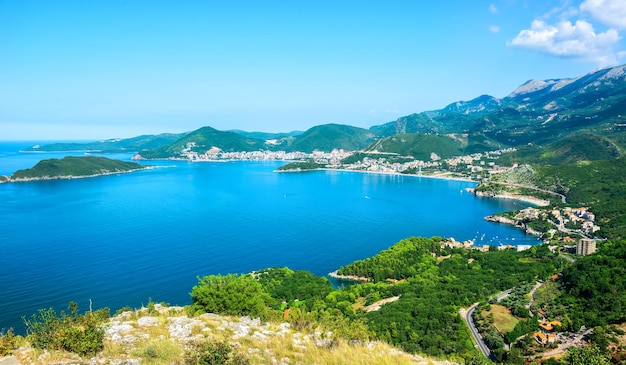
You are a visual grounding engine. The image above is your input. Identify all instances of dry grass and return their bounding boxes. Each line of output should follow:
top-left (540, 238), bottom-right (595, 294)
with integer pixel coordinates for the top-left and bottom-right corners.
top-left (11, 305), bottom-right (456, 365)
top-left (483, 304), bottom-right (519, 333)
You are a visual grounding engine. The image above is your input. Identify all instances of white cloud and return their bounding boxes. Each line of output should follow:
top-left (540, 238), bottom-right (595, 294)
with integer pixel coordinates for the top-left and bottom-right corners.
top-left (489, 4), bottom-right (498, 14)
top-left (489, 25), bottom-right (501, 33)
top-left (580, 0), bottom-right (626, 30)
top-left (509, 19), bottom-right (623, 66)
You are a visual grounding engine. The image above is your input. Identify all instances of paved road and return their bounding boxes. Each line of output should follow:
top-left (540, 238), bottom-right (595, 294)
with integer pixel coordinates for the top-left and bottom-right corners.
top-left (462, 303), bottom-right (492, 360)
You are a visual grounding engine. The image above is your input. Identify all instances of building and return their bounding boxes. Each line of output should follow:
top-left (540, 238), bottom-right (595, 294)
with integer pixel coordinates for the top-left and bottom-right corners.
top-left (577, 238), bottom-right (597, 256)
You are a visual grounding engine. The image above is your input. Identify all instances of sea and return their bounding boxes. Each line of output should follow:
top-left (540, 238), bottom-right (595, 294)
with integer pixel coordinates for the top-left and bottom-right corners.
top-left (0, 141), bottom-right (539, 333)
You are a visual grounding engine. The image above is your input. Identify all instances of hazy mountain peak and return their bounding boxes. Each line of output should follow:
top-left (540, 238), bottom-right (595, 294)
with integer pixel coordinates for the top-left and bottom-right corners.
top-left (506, 78), bottom-right (578, 98)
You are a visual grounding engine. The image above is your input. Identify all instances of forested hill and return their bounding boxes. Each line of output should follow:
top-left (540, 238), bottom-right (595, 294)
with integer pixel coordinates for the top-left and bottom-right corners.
top-left (284, 123), bottom-right (375, 153)
top-left (4, 156), bottom-right (147, 182)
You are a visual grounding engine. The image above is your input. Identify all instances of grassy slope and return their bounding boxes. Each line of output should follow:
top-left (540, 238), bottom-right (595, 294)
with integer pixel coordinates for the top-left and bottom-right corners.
top-left (11, 305), bottom-right (449, 365)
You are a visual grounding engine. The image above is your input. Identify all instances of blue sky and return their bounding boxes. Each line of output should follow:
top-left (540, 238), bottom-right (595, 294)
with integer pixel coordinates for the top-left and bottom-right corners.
top-left (1, 0), bottom-right (626, 140)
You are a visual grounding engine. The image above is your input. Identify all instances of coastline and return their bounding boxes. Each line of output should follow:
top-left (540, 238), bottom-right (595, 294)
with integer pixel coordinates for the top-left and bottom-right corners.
top-left (473, 190), bottom-right (550, 207)
top-left (317, 167), bottom-right (477, 183)
top-left (327, 270), bottom-right (371, 282)
top-left (278, 166), bottom-right (554, 206)
top-left (0, 166), bottom-right (153, 184)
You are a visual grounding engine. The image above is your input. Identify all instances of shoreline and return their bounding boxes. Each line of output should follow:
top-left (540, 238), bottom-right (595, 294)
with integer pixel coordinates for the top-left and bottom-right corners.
top-left (275, 166), bottom-right (477, 183)
top-left (321, 167), bottom-right (477, 183)
top-left (327, 270), bottom-right (371, 283)
top-left (473, 190), bottom-right (550, 207)
top-left (0, 166), bottom-right (154, 184)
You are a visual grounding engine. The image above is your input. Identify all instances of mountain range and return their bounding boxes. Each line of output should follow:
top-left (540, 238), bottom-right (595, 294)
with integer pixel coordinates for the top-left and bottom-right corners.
top-left (28, 64), bottom-right (626, 164)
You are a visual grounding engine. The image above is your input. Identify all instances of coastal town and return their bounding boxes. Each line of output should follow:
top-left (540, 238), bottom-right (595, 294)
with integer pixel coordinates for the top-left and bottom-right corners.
top-left (164, 141), bottom-right (517, 181)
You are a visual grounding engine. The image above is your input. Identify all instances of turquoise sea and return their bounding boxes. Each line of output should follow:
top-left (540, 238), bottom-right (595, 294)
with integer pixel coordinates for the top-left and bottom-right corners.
top-left (0, 142), bottom-right (537, 333)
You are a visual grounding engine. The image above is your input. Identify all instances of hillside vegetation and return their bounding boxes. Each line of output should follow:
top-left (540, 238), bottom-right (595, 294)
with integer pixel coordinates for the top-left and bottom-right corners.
top-left (4, 238), bottom-right (625, 364)
top-left (282, 124), bottom-right (375, 153)
top-left (364, 134), bottom-right (466, 160)
top-left (7, 156), bottom-right (147, 181)
top-left (139, 126), bottom-right (268, 158)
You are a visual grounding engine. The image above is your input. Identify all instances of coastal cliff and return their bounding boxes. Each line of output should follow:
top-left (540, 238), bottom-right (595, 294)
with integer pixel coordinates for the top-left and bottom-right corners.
top-left (484, 214), bottom-right (543, 236)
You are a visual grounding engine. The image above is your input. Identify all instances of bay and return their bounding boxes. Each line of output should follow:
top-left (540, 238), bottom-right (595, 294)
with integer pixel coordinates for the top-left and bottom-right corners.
top-left (0, 142), bottom-right (536, 333)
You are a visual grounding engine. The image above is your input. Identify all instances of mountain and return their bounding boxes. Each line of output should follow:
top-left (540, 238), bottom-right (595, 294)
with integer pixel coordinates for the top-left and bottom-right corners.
top-left (138, 126), bottom-right (269, 158)
top-left (371, 64), bottom-right (626, 147)
top-left (285, 123), bottom-right (375, 153)
top-left (23, 133), bottom-right (186, 153)
top-left (229, 129), bottom-right (303, 140)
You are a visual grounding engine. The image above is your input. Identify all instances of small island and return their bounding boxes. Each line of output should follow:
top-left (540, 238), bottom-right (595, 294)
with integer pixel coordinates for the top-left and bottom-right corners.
top-left (1, 156), bottom-right (149, 183)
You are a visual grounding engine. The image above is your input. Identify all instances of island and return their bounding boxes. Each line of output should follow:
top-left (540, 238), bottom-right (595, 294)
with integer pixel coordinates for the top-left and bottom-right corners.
top-left (1, 156), bottom-right (149, 183)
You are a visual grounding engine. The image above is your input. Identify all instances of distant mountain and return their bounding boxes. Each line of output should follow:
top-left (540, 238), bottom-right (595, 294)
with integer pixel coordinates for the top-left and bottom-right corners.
top-left (23, 133), bottom-right (186, 153)
top-left (138, 126), bottom-right (268, 158)
top-left (371, 64), bottom-right (626, 147)
top-left (229, 130), bottom-right (303, 140)
top-left (285, 123), bottom-right (375, 153)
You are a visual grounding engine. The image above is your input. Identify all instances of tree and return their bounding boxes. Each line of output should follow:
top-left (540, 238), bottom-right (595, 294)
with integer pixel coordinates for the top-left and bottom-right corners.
top-left (563, 346), bottom-right (610, 365)
top-left (190, 274), bottom-right (274, 319)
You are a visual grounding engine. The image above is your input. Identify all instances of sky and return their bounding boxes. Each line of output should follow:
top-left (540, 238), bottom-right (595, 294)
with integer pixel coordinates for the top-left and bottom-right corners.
top-left (1, 0), bottom-right (626, 140)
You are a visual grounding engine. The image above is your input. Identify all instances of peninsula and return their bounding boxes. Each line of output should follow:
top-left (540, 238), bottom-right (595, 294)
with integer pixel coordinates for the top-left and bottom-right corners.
top-left (1, 156), bottom-right (148, 183)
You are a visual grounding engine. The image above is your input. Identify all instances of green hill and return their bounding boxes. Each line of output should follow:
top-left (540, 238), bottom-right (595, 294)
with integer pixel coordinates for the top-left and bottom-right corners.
top-left (23, 133), bottom-right (186, 153)
top-left (8, 156), bottom-right (147, 181)
top-left (286, 123), bottom-right (375, 152)
top-left (363, 134), bottom-right (466, 160)
top-left (139, 126), bottom-right (268, 158)
top-left (497, 132), bottom-right (622, 166)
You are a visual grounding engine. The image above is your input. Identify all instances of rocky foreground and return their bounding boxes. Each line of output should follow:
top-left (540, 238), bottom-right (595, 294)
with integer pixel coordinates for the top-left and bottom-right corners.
top-left (7, 304), bottom-right (457, 365)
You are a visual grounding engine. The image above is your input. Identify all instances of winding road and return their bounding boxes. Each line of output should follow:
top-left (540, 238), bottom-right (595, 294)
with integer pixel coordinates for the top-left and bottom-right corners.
top-left (462, 303), bottom-right (492, 360)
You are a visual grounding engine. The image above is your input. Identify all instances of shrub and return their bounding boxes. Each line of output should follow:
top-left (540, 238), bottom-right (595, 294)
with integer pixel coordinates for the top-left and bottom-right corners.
top-left (22, 302), bottom-right (109, 356)
top-left (183, 340), bottom-right (250, 365)
top-left (190, 274), bottom-right (273, 319)
top-left (0, 328), bottom-right (18, 356)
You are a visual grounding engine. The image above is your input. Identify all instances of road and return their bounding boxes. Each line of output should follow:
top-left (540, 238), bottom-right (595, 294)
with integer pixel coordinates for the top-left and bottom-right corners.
top-left (487, 181), bottom-right (567, 204)
top-left (462, 303), bottom-right (492, 360)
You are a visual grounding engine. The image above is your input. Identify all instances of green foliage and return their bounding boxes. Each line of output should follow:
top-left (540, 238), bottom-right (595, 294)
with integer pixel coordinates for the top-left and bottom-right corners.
top-left (286, 123), bottom-right (375, 153)
top-left (337, 237), bottom-right (443, 281)
top-left (11, 156), bottom-right (146, 180)
top-left (254, 267), bottom-right (333, 307)
top-left (0, 328), bottom-right (18, 356)
top-left (334, 237), bottom-right (562, 358)
top-left (363, 133), bottom-right (465, 160)
top-left (558, 240), bottom-right (626, 327)
top-left (22, 302), bottom-right (109, 356)
top-left (183, 339), bottom-right (250, 365)
top-left (276, 161), bottom-right (324, 171)
top-left (534, 158), bottom-right (626, 239)
top-left (563, 346), bottom-right (610, 365)
top-left (140, 126), bottom-right (267, 158)
top-left (190, 274), bottom-right (274, 319)
top-left (498, 133), bottom-right (621, 166)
